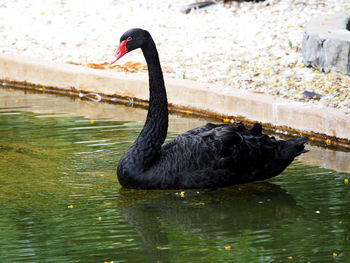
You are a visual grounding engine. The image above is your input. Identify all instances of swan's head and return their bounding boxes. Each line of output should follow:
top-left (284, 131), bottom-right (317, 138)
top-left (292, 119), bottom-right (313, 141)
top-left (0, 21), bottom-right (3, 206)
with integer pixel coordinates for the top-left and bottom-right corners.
top-left (110, 28), bottom-right (151, 64)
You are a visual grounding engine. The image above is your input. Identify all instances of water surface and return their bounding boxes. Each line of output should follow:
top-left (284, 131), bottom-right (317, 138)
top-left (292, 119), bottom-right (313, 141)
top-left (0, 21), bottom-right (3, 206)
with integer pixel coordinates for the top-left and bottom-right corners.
top-left (1, 87), bottom-right (350, 263)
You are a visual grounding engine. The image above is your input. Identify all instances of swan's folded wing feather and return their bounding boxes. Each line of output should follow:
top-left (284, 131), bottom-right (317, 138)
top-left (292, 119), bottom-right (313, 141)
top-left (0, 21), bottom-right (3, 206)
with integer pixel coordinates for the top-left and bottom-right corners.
top-left (152, 122), bottom-right (307, 188)
top-left (158, 123), bottom-right (238, 173)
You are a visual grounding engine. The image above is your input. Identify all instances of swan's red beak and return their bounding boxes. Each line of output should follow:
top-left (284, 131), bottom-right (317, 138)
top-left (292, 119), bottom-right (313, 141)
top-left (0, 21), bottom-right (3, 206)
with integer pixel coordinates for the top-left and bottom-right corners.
top-left (110, 39), bottom-right (128, 64)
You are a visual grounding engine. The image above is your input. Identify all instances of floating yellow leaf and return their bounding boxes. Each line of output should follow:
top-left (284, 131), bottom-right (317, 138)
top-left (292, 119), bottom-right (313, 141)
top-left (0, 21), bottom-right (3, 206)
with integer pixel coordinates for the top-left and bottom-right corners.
top-left (90, 120), bottom-right (94, 124)
top-left (344, 179), bottom-right (348, 184)
top-left (288, 256), bottom-right (293, 260)
top-left (326, 139), bottom-right (332, 146)
top-left (225, 246), bottom-right (231, 250)
top-left (186, 110), bottom-right (192, 114)
top-left (68, 205), bottom-right (74, 209)
top-left (333, 252), bottom-right (338, 258)
top-left (98, 216), bottom-right (102, 221)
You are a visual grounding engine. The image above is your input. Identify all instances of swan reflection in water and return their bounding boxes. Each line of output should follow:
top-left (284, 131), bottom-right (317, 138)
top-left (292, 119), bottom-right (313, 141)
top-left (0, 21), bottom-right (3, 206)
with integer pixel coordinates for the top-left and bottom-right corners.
top-left (115, 182), bottom-right (303, 260)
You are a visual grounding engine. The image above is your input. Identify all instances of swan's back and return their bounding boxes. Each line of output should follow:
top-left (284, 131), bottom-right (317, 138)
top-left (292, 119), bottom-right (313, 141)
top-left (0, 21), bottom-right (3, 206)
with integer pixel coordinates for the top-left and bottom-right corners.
top-left (120, 122), bottom-right (308, 189)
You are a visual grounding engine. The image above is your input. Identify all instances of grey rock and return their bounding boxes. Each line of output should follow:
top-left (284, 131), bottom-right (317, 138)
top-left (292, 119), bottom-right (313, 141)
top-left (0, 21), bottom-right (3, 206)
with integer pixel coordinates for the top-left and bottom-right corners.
top-left (302, 12), bottom-right (350, 75)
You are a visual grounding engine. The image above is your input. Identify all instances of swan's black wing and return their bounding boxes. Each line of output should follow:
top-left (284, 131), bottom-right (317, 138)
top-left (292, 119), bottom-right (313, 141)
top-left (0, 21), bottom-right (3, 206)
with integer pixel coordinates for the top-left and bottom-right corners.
top-left (147, 122), bottom-right (307, 189)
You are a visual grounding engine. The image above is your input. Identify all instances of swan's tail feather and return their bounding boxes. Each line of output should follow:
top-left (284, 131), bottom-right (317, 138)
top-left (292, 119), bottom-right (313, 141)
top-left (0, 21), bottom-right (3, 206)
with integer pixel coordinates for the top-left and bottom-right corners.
top-left (286, 136), bottom-right (309, 158)
top-left (245, 135), bottom-right (309, 182)
top-left (249, 123), bottom-right (262, 136)
top-left (235, 122), bottom-right (262, 136)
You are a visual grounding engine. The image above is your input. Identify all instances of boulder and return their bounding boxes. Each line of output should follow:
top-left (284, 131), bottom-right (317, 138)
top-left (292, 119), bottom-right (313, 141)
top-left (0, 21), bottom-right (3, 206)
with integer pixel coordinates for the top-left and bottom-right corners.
top-left (302, 12), bottom-right (350, 75)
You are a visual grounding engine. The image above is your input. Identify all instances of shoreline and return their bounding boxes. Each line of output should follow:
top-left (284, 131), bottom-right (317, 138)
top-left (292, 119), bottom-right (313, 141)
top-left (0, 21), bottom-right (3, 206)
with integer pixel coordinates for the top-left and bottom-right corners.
top-left (1, 0), bottom-right (350, 113)
top-left (1, 54), bottom-right (349, 149)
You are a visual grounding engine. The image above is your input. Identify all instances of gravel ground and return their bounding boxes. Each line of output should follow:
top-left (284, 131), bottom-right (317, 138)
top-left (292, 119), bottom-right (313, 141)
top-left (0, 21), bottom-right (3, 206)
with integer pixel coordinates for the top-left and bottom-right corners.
top-left (1, 0), bottom-right (350, 114)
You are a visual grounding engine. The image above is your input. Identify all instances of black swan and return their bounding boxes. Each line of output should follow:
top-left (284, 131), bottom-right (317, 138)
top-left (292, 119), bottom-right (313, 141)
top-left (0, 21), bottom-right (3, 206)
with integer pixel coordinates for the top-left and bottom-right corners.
top-left (110, 28), bottom-right (308, 189)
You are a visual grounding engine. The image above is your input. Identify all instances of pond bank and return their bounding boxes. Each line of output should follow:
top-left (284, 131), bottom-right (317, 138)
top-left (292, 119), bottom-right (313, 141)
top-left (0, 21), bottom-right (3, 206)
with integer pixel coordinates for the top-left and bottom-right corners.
top-left (1, 87), bottom-right (349, 173)
top-left (1, 54), bottom-right (349, 149)
top-left (1, 0), bottom-right (350, 113)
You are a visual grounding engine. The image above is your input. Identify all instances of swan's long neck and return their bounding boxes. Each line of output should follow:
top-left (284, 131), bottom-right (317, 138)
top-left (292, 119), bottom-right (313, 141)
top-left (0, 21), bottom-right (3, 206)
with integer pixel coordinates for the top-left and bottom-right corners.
top-left (129, 39), bottom-right (168, 170)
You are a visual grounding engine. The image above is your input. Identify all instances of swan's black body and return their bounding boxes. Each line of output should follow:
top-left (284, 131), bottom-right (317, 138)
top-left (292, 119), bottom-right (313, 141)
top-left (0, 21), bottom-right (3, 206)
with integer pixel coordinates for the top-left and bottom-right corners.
top-left (114, 28), bottom-right (308, 189)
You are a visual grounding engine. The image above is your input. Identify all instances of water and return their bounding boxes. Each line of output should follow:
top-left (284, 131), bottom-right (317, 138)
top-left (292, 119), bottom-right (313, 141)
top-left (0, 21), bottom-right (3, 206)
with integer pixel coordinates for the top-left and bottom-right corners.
top-left (1, 87), bottom-right (350, 263)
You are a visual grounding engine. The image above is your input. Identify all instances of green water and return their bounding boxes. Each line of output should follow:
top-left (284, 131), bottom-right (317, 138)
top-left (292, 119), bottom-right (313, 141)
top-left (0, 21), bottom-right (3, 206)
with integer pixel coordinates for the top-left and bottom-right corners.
top-left (1, 87), bottom-right (350, 263)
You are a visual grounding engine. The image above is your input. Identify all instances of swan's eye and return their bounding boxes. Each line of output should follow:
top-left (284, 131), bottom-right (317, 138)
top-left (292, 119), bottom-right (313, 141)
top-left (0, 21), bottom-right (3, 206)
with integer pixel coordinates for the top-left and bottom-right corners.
top-left (127, 37), bottom-right (132, 41)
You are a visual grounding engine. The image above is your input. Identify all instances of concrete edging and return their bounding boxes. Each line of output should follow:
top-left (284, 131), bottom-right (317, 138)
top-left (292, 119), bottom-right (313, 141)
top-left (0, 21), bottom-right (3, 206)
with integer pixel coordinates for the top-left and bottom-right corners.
top-left (0, 54), bottom-right (349, 143)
